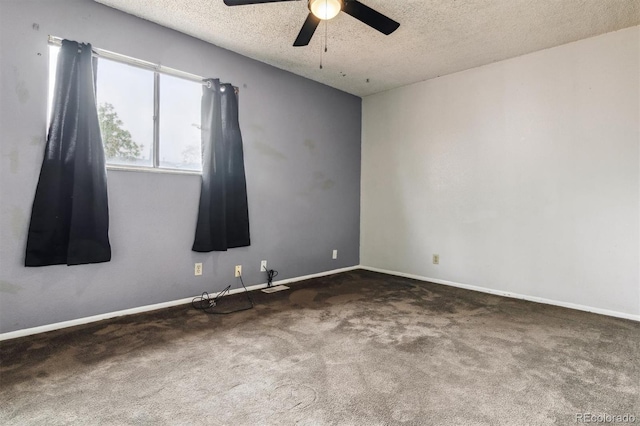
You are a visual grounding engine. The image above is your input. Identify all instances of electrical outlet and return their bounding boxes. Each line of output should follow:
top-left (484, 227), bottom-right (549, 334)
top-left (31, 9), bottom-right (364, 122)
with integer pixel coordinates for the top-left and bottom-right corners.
top-left (332, 249), bottom-right (338, 259)
top-left (235, 265), bottom-right (242, 277)
top-left (433, 254), bottom-right (440, 265)
top-left (195, 263), bottom-right (203, 276)
top-left (260, 260), bottom-right (267, 271)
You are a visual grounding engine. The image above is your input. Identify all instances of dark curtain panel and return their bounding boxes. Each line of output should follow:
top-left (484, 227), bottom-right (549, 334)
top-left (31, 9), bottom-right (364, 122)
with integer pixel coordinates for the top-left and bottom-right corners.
top-left (193, 79), bottom-right (250, 252)
top-left (25, 40), bottom-right (111, 266)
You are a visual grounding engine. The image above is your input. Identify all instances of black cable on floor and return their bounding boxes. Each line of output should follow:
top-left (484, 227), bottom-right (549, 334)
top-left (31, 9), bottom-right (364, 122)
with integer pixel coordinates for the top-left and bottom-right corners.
top-left (192, 276), bottom-right (253, 315)
top-left (265, 268), bottom-right (278, 288)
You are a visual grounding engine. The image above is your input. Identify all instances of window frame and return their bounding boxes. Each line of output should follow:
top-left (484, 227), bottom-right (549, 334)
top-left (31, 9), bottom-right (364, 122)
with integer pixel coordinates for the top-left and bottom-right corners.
top-left (47, 36), bottom-right (238, 175)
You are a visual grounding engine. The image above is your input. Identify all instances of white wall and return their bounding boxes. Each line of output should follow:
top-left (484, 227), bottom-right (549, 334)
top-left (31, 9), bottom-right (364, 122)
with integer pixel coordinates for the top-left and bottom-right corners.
top-left (361, 26), bottom-right (639, 317)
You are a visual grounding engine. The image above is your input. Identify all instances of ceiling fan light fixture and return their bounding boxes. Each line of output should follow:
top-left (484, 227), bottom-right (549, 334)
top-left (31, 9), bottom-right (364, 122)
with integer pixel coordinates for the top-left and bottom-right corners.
top-left (309, 0), bottom-right (343, 20)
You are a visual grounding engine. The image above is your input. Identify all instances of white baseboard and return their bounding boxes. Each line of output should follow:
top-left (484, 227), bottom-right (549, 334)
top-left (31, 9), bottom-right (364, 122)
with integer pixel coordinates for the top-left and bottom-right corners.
top-left (5, 264), bottom-right (634, 341)
top-left (360, 265), bottom-right (640, 322)
top-left (0, 265), bottom-right (360, 342)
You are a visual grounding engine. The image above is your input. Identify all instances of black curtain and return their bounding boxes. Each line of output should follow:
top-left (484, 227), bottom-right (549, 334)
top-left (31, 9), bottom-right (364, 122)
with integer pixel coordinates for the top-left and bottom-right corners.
top-left (193, 79), bottom-right (250, 252)
top-left (25, 40), bottom-right (111, 266)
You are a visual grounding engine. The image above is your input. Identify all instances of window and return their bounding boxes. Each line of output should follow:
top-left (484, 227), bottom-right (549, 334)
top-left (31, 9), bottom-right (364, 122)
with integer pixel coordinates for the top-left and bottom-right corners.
top-left (158, 74), bottom-right (202, 170)
top-left (96, 57), bottom-right (155, 168)
top-left (48, 42), bottom-right (203, 173)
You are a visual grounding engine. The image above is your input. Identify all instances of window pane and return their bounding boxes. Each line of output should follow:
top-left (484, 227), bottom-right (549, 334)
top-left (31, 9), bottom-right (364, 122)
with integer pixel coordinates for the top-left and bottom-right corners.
top-left (96, 58), bottom-right (154, 167)
top-left (158, 74), bottom-right (202, 171)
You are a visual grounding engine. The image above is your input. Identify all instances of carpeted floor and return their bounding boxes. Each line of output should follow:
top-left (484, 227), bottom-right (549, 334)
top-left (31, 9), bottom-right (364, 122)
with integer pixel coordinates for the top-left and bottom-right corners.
top-left (1, 270), bottom-right (638, 425)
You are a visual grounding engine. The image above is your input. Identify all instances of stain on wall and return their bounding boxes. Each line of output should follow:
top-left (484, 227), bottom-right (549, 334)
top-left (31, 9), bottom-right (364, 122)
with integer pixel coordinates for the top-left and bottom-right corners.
top-left (313, 171), bottom-right (335, 190)
top-left (253, 140), bottom-right (287, 161)
top-left (8, 149), bottom-right (19, 174)
top-left (0, 281), bottom-right (23, 295)
top-left (298, 171), bottom-right (337, 196)
top-left (13, 67), bottom-right (30, 104)
top-left (322, 179), bottom-right (335, 190)
top-left (303, 139), bottom-right (316, 152)
top-left (11, 206), bottom-right (25, 239)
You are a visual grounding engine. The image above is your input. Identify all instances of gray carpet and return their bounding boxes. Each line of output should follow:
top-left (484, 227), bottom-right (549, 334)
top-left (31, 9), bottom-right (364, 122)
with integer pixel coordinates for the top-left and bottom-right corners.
top-left (1, 270), bottom-right (638, 425)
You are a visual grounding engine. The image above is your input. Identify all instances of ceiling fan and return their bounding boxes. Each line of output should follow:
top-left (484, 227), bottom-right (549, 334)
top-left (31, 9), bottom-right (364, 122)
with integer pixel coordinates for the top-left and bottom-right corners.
top-left (223, 0), bottom-right (400, 47)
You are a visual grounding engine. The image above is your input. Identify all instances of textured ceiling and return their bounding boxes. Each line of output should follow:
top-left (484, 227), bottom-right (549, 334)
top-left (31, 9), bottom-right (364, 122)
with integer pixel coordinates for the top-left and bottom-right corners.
top-left (95, 0), bottom-right (639, 97)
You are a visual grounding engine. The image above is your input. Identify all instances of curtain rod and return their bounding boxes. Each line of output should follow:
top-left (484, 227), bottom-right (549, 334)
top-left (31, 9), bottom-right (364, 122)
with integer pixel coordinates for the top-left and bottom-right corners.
top-left (47, 36), bottom-right (239, 94)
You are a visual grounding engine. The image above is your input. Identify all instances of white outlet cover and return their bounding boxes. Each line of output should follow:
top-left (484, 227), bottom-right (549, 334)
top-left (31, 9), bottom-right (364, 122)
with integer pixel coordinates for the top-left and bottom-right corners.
top-left (332, 250), bottom-right (338, 259)
top-left (260, 260), bottom-right (267, 271)
top-left (235, 265), bottom-right (242, 277)
top-left (195, 263), bottom-right (203, 276)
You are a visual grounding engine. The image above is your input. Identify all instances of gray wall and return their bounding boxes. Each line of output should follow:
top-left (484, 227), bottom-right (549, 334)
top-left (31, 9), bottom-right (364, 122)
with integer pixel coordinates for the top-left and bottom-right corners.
top-left (0, 0), bottom-right (361, 334)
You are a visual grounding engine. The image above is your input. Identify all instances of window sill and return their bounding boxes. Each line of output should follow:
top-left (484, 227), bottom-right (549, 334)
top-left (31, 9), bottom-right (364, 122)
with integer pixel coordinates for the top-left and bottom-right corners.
top-left (106, 165), bottom-right (202, 176)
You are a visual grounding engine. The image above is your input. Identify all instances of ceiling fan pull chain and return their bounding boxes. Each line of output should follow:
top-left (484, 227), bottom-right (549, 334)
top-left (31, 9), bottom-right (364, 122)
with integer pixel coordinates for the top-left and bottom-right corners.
top-left (324, 15), bottom-right (328, 53)
top-left (319, 31), bottom-right (323, 69)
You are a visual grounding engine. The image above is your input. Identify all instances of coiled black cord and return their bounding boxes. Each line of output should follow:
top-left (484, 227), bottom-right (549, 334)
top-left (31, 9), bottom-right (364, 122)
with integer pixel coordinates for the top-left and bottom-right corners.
top-left (265, 268), bottom-right (278, 288)
top-left (192, 275), bottom-right (253, 315)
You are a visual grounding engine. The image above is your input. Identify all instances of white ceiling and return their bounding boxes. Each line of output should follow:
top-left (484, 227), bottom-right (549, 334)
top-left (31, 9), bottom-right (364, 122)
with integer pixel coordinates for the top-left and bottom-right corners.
top-left (95, 0), bottom-right (639, 97)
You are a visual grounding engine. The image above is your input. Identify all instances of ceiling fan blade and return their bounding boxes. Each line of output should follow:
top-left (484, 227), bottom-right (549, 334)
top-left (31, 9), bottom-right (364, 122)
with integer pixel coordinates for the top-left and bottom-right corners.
top-left (342, 0), bottom-right (400, 35)
top-left (293, 13), bottom-right (320, 46)
top-left (224, 0), bottom-right (299, 5)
